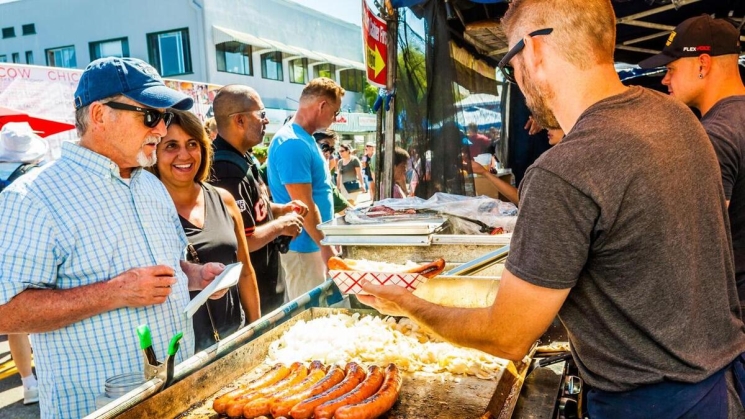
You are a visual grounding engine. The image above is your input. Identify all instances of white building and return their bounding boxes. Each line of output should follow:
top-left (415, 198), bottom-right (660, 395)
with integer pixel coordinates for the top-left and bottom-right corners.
top-left (0, 0), bottom-right (375, 136)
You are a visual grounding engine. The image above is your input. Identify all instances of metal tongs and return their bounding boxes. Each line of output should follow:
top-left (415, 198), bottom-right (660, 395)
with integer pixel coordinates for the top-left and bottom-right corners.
top-left (136, 324), bottom-right (183, 391)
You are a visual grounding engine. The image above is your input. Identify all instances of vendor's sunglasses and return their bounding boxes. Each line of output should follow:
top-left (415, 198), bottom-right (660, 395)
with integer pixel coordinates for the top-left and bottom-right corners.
top-left (498, 28), bottom-right (553, 84)
top-left (104, 101), bottom-right (174, 128)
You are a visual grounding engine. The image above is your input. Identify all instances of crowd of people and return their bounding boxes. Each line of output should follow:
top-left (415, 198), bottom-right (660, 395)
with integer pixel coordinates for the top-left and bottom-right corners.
top-left (1, 0), bottom-right (744, 417)
top-left (359, 1), bottom-right (745, 418)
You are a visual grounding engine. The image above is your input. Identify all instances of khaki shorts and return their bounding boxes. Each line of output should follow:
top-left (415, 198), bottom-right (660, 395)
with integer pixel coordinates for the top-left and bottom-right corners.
top-left (280, 250), bottom-right (326, 300)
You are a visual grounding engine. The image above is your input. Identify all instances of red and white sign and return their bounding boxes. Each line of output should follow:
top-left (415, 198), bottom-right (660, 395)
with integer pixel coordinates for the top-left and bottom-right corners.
top-left (362, 0), bottom-right (388, 88)
top-left (0, 63), bottom-right (218, 159)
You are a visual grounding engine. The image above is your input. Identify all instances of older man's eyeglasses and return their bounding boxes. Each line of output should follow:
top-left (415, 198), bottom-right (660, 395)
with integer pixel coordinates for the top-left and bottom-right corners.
top-left (104, 101), bottom-right (174, 128)
top-left (498, 28), bottom-right (554, 84)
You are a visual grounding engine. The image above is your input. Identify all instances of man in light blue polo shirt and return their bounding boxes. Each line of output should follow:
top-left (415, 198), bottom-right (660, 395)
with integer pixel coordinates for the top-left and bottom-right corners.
top-left (267, 78), bottom-right (342, 299)
top-left (0, 57), bottom-right (225, 418)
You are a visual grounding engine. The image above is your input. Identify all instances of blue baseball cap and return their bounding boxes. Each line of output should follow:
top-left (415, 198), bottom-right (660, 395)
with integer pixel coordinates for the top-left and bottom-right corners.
top-left (74, 57), bottom-right (193, 110)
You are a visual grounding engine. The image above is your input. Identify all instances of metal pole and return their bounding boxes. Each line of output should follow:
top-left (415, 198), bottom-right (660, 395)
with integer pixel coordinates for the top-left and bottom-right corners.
top-left (374, 106), bottom-right (383, 200)
top-left (381, 11), bottom-right (398, 199)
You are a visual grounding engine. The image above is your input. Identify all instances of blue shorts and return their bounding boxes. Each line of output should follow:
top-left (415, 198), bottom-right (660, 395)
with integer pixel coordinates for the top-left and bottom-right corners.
top-left (587, 353), bottom-right (745, 418)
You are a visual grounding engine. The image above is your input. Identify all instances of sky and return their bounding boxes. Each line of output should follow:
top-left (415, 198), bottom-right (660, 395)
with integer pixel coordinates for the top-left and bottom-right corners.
top-left (289, 0), bottom-right (425, 37)
top-left (288, 0), bottom-right (369, 26)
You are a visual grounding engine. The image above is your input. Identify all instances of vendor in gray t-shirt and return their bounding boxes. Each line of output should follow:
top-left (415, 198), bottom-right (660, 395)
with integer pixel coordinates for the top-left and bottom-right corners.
top-left (640, 14), bottom-right (745, 311)
top-left (358, 2), bottom-right (745, 417)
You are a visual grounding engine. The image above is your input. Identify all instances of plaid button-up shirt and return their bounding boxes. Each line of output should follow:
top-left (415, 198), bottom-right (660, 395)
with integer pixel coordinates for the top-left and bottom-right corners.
top-left (0, 141), bottom-right (195, 418)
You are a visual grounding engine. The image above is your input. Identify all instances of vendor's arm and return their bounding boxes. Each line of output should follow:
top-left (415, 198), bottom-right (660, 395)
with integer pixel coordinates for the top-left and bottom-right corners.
top-left (218, 187), bottom-right (261, 322)
top-left (360, 270), bottom-right (569, 360)
top-left (363, 167), bottom-right (596, 361)
top-left (471, 161), bottom-right (519, 205)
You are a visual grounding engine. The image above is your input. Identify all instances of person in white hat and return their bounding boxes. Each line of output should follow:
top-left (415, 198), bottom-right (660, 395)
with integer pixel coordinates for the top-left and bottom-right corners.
top-left (0, 121), bottom-right (46, 405)
top-left (0, 121), bottom-right (47, 184)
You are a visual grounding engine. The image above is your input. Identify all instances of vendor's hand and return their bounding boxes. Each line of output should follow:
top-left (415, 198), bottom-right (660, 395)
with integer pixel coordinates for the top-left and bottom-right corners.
top-left (110, 265), bottom-right (177, 307)
top-left (198, 262), bottom-right (229, 300)
top-left (470, 160), bottom-right (486, 175)
top-left (278, 211), bottom-right (304, 238)
top-left (357, 280), bottom-right (410, 317)
top-left (524, 116), bottom-right (544, 135)
top-left (285, 200), bottom-right (309, 217)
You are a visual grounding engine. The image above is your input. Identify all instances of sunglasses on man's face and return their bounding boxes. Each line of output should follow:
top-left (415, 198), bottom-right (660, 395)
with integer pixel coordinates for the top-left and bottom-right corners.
top-left (498, 28), bottom-right (554, 84)
top-left (228, 109), bottom-right (267, 121)
top-left (104, 101), bottom-right (174, 128)
top-left (318, 142), bottom-right (335, 154)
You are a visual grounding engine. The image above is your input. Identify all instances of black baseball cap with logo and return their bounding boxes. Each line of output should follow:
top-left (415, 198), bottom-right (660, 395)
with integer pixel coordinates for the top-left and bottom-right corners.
top-left (638, 14), bottom-right (741, 69)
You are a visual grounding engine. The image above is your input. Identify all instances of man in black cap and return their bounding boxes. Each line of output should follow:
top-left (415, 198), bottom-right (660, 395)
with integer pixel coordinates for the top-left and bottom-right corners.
top-left (640, 15), bottom-right (745, 310)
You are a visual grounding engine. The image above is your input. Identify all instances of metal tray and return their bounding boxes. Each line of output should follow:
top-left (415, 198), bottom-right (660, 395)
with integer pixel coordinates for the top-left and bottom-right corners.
top-left (322, 234), bottom-right (431, 246)
top-left (318, 216), bottom-right (447, 236)
top-left (109, 307), bottom-right (534, 419)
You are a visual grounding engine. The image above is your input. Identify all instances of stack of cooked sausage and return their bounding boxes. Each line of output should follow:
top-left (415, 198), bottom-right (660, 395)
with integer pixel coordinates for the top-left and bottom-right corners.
top-left (212, 361), bottom-right (402, 419)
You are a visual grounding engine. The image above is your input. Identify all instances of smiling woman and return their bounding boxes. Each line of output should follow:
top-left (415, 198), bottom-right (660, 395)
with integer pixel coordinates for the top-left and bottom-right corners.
top-left (148, 109), bottom-right (261, 351)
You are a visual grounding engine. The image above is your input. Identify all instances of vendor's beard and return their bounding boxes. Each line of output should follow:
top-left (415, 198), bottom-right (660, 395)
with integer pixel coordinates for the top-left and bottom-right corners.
top-left (521, 69), bottom-right (561, 131)
top-left (137, 135), bottom-right (160, 167)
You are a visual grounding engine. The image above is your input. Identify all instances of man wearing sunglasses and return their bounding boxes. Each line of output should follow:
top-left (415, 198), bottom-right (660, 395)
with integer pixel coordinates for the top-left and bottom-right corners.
top-left (211, 85), bottom-right (307, 315)
top-left (360, 0), bottom-right (745, 417)
top-left (0, 57), bottom-right (229, 418)
top-left (267, 78), bottom-right (344, 300)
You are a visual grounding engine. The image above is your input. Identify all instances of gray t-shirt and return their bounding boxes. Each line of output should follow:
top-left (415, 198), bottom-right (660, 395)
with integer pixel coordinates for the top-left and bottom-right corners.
top-left (702, 96), bottom-right (745, 300)
top-left (506, 86), bottom-right (745, 392)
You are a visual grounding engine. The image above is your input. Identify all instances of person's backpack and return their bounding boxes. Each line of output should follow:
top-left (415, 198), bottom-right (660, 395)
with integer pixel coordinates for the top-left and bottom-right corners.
top-left (0, 163), bottom-right (38, 193)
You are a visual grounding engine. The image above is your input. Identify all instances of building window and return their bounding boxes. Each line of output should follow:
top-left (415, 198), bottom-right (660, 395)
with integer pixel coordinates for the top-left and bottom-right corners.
top-left (289, 58), bottom-right (308, 84)
top-left (260, 51), bottom-right (283, 81)
top-left (22, 24), bottom-right (35, 35)
top-left (11, 53), bottom-right (19, 63)
top-left (340, 69), bottom-right (364, 92)
top-left (90, 37), bottom-right (129, 60)
top-left (314, 63), bottom-right (336, 80)
top-left (45, 45), bottom-right (77, 68)
top-left (2, 27), bottom-right (15, 39)
top-left (216, 41), bottom-right (252, 75)
top-left (147, 28), bottom-right (192, 77)
top-left (25, 51), bottom-right (33, 64)
top-left (0, 55), bottom-right (6, 63)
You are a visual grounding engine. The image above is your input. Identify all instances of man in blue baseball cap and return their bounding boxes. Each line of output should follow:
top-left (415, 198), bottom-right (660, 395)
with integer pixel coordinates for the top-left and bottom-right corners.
top-left (0, 57), bottom-right (227, 418)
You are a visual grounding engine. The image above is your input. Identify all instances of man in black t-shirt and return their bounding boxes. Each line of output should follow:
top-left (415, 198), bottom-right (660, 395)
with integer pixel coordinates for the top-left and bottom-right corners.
top-left (211, 85), bottom-right (307, 314)
top-left (640, 15), bottom-right (745, 310)
top-left (359, 1), bottom-right (745, 417)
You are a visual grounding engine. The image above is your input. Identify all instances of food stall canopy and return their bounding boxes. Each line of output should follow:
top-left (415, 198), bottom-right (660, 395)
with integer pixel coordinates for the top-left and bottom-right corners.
top-left (388, 0), bottom-right (744, 197)
top-left (393, 0), bottom-right (744, 67)
top-left (0, 106), bottom-right (75, 138)
top-left (458, 106), bottom-right (501, 131)
top-left (456, 93), bottom-right (499, 109)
